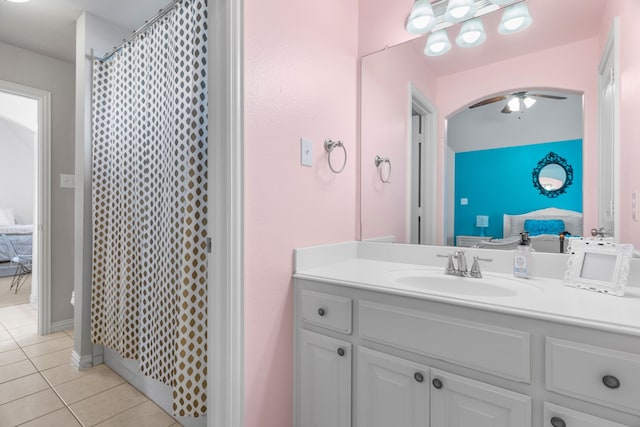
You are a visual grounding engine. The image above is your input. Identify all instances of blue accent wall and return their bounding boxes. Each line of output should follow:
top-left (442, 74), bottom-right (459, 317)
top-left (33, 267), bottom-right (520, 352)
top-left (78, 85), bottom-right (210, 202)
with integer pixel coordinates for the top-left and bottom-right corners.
top-left (454, 139), bottom-right (582, 239)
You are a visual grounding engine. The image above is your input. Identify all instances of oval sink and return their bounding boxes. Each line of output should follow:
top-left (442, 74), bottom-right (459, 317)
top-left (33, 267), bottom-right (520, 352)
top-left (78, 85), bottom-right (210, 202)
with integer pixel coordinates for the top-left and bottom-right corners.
top-left (385, 268), bottom-right (539, 297)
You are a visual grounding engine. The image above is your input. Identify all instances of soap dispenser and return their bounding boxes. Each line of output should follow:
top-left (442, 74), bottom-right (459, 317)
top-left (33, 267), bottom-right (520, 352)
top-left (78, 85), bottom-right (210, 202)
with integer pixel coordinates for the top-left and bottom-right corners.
top-left (514, 232), bottom-right (533, 279)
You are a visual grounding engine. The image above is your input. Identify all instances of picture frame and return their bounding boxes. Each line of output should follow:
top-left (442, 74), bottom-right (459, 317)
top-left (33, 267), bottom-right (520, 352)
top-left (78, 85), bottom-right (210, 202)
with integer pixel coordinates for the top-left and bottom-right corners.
top-left (564, 239), bottom-right (634, 296)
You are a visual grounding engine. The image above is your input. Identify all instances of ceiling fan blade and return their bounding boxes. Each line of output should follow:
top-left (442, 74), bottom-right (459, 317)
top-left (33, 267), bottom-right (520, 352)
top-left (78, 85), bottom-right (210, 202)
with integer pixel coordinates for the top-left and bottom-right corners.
top-left (501, 104), bottom-right (512, 114)
top-left (469, 96), bottom-right (507, 109)
top-left (528, 94), bottom-right (568, 100)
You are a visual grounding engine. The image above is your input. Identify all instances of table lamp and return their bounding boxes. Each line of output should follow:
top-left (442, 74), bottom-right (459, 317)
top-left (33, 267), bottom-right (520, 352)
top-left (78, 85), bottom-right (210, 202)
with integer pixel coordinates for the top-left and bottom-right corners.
top-left (476, 215), bottom-right (489, 236)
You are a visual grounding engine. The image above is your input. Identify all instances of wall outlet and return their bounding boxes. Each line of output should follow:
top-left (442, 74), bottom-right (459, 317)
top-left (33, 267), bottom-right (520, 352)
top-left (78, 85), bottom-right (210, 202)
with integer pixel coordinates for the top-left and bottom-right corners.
top-left (60, 174), bottom-right (75, 189)
top-left (300, 138), bottom-right (313, 167)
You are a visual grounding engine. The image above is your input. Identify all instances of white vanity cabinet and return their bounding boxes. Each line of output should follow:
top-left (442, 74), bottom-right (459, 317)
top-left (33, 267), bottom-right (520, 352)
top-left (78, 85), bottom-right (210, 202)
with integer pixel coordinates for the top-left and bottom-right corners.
top-left (357, 347), bottom-right (430, 427)
top-left (294, 277), bottom-right (640, 427)
top-left (299, 329), bottom-right (351, 427)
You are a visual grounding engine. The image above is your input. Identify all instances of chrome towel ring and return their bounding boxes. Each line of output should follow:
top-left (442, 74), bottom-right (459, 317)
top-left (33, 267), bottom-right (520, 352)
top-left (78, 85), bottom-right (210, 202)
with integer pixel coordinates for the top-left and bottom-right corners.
top-left (375, 155), bottom-right (391, 183)
top-left (325, 139), bottom-right (347, 173)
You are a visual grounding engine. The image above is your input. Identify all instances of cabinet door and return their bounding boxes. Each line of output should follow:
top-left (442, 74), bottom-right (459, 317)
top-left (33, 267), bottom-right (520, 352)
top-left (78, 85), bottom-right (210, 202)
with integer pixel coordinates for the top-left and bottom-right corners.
top-left (430, 369), bottom-right (531, 427)
top-left (299, 330), bottom-right (351, 427)
top-left (357, 347), bottom-right (429, 427)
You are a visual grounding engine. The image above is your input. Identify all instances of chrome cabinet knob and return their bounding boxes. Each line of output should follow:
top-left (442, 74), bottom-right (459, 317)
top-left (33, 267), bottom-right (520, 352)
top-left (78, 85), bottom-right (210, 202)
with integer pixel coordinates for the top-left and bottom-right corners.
top-left (550, 417), bottom-right (566, 427)
top-left (432, 378), bottom-right (443, 389)
top-left (414, 372), bottom-right (424, 383)
top-left (602, 374), bottom-right (621, 389)
top-left (317, 307), bottom-right (326, 316)
top-left (337, 347), bottom-right (345, 357)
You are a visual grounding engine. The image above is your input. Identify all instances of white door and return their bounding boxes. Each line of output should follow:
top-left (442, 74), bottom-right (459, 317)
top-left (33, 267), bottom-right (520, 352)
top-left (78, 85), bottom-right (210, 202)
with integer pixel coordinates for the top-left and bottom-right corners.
top-left (410, 114), bottom-right (424, 244)
top-left (598, 21), bottom-right (619, 239)
top-left (357, 347), bottom-right (429, 427)
top-left (299, 330), bottom-right (351, 427)
top-left (430, 369), bottom-right (531, 427)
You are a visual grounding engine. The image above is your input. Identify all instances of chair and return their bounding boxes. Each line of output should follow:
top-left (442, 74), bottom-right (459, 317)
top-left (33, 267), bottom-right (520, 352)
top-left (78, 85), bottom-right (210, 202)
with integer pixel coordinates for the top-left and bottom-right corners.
top-left (1, 234), bottom-right (32, 294)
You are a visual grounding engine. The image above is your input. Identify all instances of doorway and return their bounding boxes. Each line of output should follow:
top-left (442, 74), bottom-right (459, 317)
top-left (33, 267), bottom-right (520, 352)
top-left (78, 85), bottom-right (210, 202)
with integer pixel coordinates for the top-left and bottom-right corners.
top-left (409, 84), bottom-right (438, 245)
top-left (0, 79), bottom-right (51, 335)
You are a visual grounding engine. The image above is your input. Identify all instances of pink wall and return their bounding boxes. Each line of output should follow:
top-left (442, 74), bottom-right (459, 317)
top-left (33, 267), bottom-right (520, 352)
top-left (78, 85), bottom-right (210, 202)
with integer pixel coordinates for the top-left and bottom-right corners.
top-left (361, 40), bottom-right (437, 242)
top-left (599, 0), bottom-right (640, 247)
top-left (358, 0), bottom-right (416, 56)
top-left (435, 38), bottom-right (601, 242)
top-left (243, 0), bottom-right (359, 425)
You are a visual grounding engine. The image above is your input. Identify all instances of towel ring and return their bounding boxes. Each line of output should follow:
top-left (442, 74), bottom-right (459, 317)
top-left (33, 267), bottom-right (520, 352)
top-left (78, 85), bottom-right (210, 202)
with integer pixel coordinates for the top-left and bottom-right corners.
top-left (325, 139), bottom-right (347, 173)
top-left (375, 155), bottom-right (391, 183)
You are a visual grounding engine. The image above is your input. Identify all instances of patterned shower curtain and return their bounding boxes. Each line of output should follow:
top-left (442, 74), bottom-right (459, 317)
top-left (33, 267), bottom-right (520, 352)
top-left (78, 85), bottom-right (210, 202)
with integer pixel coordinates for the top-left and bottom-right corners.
top-left (90, 0), bottom-right (208, 417)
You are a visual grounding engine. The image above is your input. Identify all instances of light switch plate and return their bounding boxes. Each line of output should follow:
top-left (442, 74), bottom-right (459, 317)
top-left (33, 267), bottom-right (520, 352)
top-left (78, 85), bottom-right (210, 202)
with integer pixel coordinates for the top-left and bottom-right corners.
top-left (300, 138), bottom-right (313, 167)
top-left (460, 198), bottom-right (468, 206)
top-left (60, 174), bottom-right (75, 189)
top-left (633, 191), bottom-right (638, 222)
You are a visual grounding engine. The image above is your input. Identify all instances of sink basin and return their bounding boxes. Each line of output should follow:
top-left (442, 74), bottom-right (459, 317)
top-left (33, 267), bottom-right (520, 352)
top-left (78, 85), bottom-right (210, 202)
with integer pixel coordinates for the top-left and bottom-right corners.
top-left (384, 268), bottom-right (539, 297)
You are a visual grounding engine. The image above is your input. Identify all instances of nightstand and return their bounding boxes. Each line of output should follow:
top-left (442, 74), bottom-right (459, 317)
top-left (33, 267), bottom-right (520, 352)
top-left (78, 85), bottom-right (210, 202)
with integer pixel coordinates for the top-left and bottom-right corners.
top-left (456, 235), bottom-right (493, 247)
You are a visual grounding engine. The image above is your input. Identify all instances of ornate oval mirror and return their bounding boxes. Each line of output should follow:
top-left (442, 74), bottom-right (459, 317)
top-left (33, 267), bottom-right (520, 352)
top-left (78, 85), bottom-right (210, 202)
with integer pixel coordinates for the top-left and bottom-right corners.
top-left (532, 152), bottom-right (573, 198)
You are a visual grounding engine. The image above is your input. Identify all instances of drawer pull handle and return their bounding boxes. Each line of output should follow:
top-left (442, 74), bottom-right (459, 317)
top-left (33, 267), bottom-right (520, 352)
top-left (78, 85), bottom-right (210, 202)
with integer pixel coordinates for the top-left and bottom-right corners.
top-left (550, 417), bottom-right (566, 427)
top-left (414, 372), bottom-right (424, 383)
top-left (432, 378), bottom-right (443, 389)
top-left (337, 347), bottom-right (345, 357)
top-left (602, 375), bottom-right (621, 389)
top-left (317, 308), bottom-right (326, 317)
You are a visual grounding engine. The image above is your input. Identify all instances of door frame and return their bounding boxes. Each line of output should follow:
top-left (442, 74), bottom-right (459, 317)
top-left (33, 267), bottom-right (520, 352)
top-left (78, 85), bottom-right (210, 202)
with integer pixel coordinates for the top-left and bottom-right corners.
top-left (0, 79), bottom-right (52, 334)
top-left (597, 17), bottom-right (620, 241)
top-left (210, 0), bottom-right (244, 426)
top-left (408, 83), bottom-right (438, 245)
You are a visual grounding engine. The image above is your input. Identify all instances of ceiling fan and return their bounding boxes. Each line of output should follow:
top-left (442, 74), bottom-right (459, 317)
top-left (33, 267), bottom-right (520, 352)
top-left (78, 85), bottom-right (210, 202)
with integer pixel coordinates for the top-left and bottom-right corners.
top-left (468, 91), bottom-right (568, 114)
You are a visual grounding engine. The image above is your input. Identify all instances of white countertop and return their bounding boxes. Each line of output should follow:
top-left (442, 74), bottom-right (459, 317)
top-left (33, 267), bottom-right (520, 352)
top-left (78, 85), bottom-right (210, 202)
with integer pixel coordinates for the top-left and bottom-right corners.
top-left (294, 242), bottom-right (640, 336)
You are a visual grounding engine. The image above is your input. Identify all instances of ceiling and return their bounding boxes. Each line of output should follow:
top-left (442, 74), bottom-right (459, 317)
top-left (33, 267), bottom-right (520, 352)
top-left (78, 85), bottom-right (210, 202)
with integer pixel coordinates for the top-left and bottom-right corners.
top-left (0, 0), bottom-right (169, 63)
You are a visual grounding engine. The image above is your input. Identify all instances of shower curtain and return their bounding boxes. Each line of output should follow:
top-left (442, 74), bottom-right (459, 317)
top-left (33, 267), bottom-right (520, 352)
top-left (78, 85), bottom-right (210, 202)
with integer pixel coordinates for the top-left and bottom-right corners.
top-left (90, 0), bottom-right (208, 417)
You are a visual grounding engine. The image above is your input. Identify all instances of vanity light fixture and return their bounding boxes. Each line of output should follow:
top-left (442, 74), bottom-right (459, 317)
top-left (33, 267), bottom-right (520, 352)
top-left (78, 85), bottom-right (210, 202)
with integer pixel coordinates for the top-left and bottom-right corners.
top-left (424, 30), bottom-right (452, 56)
top-left (456, 18), bottom-right (486, 48)
top-left (406, 0), bottom-right (437, 35)
top-left (444, 0), bottom-right (476, 23)
top-left (407, 0), bottom-right (532, 57)
top-left (498, 3), bottom-right (532, 34)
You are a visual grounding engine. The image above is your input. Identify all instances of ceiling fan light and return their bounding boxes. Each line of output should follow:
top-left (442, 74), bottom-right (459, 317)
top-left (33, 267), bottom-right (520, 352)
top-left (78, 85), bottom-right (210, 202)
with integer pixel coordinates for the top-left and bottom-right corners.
top-left (523, 96), bottom-right (536, 109)
top-left (507, 97), bottom-right (521, 112)
top-left (456, 19), bottom-right (486, 48)
top-left (444, 0), bottom-right (476, 23)
top-left (424, 30), bottom-right (452, 56)
top-left (406, 0), bottom-right (436, 34)
top-left (499, 3), bottom-right (532, 34)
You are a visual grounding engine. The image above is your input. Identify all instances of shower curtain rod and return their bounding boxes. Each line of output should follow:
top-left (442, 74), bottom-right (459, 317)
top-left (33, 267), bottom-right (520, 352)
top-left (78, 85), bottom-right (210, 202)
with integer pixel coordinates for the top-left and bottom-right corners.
top-left (100, 0), bottom-right (182, 62)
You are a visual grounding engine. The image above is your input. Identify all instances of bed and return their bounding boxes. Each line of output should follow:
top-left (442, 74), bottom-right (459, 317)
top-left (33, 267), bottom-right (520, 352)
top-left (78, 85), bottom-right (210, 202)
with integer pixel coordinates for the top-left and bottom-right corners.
top-left (476, 208), bottom-right (583, 253)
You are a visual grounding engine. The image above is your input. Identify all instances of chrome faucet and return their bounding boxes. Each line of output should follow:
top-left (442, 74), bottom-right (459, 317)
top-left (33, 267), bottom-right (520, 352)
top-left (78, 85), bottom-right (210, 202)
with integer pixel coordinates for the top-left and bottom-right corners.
top-left (438, 251), bottom-right (492, 278)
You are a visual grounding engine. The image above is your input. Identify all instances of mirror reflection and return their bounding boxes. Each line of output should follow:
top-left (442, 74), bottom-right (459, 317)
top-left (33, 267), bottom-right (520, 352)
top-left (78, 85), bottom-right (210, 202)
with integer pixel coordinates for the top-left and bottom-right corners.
top-left (360, 0), bottom-right (614, 250)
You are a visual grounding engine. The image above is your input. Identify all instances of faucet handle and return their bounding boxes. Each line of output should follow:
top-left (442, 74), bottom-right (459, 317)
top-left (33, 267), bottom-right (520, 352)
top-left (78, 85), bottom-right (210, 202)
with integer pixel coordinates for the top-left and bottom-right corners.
top-left (470, 256), bottom-right (493, 278)
top-left (437, 253), bottom-right (456, 274)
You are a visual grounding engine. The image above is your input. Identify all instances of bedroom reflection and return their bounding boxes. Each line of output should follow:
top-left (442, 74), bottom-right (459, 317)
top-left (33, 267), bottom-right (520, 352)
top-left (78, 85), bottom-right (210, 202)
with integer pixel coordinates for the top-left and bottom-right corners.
top-left (445, 89), bottom-right (583, 251)
top-left (0, 90), bottom-right (37, 309)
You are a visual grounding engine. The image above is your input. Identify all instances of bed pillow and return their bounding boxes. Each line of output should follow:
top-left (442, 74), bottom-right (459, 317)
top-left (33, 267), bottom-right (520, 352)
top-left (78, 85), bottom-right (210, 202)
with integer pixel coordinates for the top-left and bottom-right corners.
top-left (524, 219), bottom-right (565, 236)
top-left (0, 208), bottom-right (16, 226)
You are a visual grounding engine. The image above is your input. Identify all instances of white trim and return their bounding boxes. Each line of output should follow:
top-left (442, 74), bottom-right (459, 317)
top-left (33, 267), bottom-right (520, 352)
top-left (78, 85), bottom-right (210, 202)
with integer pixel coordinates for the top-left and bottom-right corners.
top-left (0, 79), bottom-right (52, 336)
top-left (409, 84), bottom-right (438, 246)
top-left (71, 349), bottom-right (93, 370)
top-left (598, 18), bottom-right (620, 242)
top-left (209, 0), bottom-right (244, 426)
top-left (51, 318), bottom-right (74, 332)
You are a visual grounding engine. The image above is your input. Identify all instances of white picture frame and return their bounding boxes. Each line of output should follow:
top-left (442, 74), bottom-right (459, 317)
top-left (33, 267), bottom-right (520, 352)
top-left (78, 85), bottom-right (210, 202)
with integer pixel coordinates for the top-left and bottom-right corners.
top-left (564, 239), bottom-right (633, 296)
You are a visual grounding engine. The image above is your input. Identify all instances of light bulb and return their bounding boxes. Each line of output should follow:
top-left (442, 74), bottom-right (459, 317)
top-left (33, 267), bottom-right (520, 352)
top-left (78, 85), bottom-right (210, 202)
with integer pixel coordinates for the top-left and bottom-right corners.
top-left (456, 19), bottom-right (486, 48)
top-left (444, 0), bottom-right (476, 24)
top-left (462, 31), bottom-right (482, 44)
top-left (450, 6), bottom-right (471, 19)
top-left (424, 30), bottom-right (452, 56)
top-left (498, 3), bottom-right (532, 35)
top-left (430, 42), bottom-right (447, 53)
top-left (504, 16), bottom-right (525, 31)
top-left (523, 96), bottom-right (536, 109)
top-left (508, 97), bottom-right (521, 112)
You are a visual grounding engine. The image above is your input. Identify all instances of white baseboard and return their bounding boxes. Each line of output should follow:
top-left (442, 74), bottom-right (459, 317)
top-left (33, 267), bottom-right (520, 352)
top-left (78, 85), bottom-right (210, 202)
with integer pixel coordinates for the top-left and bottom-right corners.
top-left (71, 349), bottom-right (93, 370)
top-left (51, 318), bottom-right (74, 333)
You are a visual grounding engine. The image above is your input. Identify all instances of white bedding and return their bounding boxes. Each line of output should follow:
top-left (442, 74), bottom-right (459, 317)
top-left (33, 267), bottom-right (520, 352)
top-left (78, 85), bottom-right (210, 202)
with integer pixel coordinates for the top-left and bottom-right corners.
top-left (0, 224), bottom-right (33, 235)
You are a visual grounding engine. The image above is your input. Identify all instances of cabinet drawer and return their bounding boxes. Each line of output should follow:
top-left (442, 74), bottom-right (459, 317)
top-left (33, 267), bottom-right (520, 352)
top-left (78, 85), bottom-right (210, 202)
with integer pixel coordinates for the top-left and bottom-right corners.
top-left (543, 402), bottom-right (629, 427)
top-left (546, 337), bottom-right (640, 415)
top-left (301, 290), bottom-right (352, 334)
top-left (359, 301), bottom-right (530, 382)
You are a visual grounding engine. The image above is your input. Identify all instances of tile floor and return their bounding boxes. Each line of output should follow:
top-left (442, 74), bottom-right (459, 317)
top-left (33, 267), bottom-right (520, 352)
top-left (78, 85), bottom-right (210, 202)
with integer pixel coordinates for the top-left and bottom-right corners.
top-left (0, 303), bottom-right (181, 426)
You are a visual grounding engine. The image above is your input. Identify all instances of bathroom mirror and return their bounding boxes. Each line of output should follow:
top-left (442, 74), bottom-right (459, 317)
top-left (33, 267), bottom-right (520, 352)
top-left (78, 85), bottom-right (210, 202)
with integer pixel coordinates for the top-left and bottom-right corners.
top-left (359, 0), bottom-right (611, 247)
top-left (532, 152), bottom-right (573, 198)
